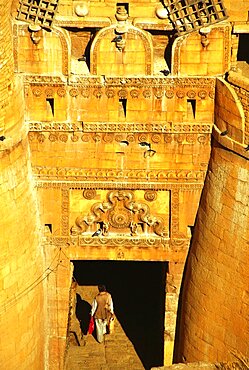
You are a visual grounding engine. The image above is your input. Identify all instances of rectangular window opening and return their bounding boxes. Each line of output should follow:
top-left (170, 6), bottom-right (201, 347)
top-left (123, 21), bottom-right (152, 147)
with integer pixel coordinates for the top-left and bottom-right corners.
top-left (46, 98), bottom-right (54, 116)
top-left (45, 223), bottom-right (52, 233)
top-left (187, 99), bottom-right (196, 119)
top-left (119, 98), bottom-right (127, 118)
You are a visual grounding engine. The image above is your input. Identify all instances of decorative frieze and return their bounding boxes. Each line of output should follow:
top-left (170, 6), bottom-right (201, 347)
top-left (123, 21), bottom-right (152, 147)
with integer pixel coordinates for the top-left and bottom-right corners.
top-left (33, 167), bottom-right (206, 183)
top-left (24, 75), bottom-right (215, 89)
top-left (36, 181), bottom-right (204, 191)
top-left (48, 235), bottom-right (190, 250)
top-left (28, 130), bottom-right (211, 145)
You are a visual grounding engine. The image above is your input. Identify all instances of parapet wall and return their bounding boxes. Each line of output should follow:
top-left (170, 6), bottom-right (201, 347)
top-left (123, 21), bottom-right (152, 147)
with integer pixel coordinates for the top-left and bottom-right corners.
top-left (176, 142), bottom-right (249, 362)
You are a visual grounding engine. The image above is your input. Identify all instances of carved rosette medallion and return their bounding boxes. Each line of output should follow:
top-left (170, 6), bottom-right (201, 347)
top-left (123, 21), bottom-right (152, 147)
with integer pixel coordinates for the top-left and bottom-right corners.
top-left (32, 87), bottom-right (42, 97)
top-left (176, 90), bottom-right (185, 99)
top-left (81, 134), bottom-right (90, 142)
top-left (60, 134), bottom-right (68, 142)
top-left (81, 88), bottom-right (90, 98)
top-left (118, 89), bottom-right (128, 99)
top-left (143, 89), bottom-right (151, 98)
top-left (138, 133), bottom-right (148, 142)
top-left (164, 134), bottom-right (172, 143)
top-left (108, 208), bottom-right (132, 229)
top-left (209, 91), bottom-right (215, 99)
top-left (93, 88), bottom-right (102, 99)
top-left (154, 88), bottom-right (164, 99)
top-left (105, 89), bottom-right (115, 98)
top-left (187, 90), bottom-right (196, 99)
top-left (165, 90), bottom-right (174, 99)
top-left (144, 190), bottom-right (157, 202)
top-left (71, 134), bottom-right (79, 142)
top-left (130, 89), bottom-right (139, 98)
top-left (198, 90), bottom-right (207, 99)
top-left (57, 87), bottom-right (67, 97)
top-left (126, 134), bottom-right (135, 142)
top-left (37, 133), bottom-right (45, 143)
top-left (49, 133), bottom-right (58, 142)
top-left (45, 88), bottom-right (54, 97)
top-left (83, 189), bottom-right (96, 200)
top-left (103, 134), bottom-right (114, 143)
top-left (151, 134), bottom-right (161, 143)
top-left (69, 88), bottom-right (79, 97)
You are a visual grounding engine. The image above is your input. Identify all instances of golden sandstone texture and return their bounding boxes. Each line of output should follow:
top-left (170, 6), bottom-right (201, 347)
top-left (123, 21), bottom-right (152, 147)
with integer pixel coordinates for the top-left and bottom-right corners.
top-left (0, 0), bottom-right (248, 369)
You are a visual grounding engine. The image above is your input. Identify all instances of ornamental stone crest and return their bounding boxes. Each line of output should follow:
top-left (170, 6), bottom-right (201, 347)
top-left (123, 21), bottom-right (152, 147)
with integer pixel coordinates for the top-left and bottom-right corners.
top-left (71, 190), bottom-right (167, 237)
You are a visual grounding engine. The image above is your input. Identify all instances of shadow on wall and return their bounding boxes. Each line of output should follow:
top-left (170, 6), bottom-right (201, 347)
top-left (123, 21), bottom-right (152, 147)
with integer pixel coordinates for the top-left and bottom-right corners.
top-left (75, 293), bottom-right (92, 335)
top-left (73, 260), bottom-right (167, 370)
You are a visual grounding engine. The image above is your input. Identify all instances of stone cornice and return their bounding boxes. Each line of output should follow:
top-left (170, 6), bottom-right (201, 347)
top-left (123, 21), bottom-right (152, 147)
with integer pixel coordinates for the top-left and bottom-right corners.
top-left (35, 180), bottom-right (204, 191)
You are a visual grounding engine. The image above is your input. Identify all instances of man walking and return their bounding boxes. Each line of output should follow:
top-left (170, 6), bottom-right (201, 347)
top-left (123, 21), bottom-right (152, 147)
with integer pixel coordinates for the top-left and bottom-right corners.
top-left (90, 285), bottom-right (114, 343)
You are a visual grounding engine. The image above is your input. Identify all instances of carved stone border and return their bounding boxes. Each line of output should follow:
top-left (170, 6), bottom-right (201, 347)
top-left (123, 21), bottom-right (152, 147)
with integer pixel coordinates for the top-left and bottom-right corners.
top-left (49, 234), bottom-right (190, 251)
top-left (171, 190), bottom-right (180, 238)
top-left (24, 75), bottom-right (216, 88)
top-left (61, 189), bottom-right (69, 236)
top-left (36, 181), bottom-right (203, 191)
top-left (33, 167), bottom-right (206, 183)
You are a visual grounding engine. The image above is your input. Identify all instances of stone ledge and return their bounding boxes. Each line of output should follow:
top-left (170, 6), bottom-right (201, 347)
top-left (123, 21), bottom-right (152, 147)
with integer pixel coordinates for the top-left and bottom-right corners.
top-left (212, 124), bottom-right (249, 160)
top-left (227, 71), bottom-right (249, 92)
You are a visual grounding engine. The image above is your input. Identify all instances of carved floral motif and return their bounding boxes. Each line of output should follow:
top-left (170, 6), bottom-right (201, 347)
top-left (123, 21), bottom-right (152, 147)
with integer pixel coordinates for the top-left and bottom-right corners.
top-left (83, 189), bottom-right (96, 200)
top-left (71, 190), bottom-right (168, 237)
top-left (144, 190), bottom-right (157, 202)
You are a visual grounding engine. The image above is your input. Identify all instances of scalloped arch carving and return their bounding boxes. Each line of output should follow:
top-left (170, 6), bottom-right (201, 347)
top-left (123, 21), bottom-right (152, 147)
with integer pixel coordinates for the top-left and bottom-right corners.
top-left (90, 25), bottom-right (153, 75)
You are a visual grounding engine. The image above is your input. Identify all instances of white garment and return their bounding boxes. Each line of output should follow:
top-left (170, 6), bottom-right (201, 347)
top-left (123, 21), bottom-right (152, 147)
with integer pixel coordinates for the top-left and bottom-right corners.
top-left (94, 318), bottom-right (108, 343)
top-left (90, 291), bottom-right (114, 343)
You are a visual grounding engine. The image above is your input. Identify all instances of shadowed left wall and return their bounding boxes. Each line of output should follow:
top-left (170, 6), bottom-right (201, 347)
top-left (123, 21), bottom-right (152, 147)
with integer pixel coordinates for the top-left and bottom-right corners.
top-left (0, 1), bottom-right (46, 368)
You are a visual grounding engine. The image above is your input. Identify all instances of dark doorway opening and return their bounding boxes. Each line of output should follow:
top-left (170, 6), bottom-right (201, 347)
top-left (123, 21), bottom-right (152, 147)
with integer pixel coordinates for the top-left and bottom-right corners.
top-left (237, 34), bottom-right (249, 63)
top-left (73, 260), bottom-right (167, 370)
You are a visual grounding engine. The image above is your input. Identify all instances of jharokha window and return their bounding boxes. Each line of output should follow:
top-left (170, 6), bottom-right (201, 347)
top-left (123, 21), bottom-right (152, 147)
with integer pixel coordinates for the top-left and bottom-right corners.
top-left (16, 0), bottom-right (59, 29)
top-left (164, 0), bottom-right (228, 36)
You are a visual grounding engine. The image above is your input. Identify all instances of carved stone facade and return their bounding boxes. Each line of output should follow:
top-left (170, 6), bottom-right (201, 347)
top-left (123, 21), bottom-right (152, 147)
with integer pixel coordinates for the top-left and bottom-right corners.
top-left (1, 1), bottom-right (248, 369)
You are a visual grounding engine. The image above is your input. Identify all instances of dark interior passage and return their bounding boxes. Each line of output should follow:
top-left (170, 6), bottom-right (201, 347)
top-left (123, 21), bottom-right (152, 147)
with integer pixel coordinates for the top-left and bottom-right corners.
top-left (73, 260), bottom-right (167, 370)
top-left (237, 34), bottom-right (249, 63)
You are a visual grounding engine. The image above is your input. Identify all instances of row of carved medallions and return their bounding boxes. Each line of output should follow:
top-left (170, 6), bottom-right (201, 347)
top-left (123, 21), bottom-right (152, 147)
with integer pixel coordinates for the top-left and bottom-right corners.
top-left (28, 131), bottom-right (211, 144)
top-left (33, 166), bottom-right (206, 183)
top-left (29, 85), bottom-right (215, 99)
top-left (70, 190), bottom-right (168, 238)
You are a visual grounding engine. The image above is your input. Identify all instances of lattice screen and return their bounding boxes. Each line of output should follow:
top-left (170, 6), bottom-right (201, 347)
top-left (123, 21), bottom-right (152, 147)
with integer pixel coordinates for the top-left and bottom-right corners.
top-left (164, 0), bottom-right (228, 36)
top-left (16, 0), bottom-right (59, 29)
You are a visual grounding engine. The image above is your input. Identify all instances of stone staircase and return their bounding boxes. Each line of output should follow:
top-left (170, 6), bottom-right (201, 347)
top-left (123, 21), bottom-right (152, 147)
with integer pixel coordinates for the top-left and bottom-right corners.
top-left (65, 286), bottom-right (145, 370)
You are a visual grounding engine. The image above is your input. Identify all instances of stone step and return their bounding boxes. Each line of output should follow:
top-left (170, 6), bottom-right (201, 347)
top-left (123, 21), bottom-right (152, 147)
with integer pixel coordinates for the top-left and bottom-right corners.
top-left (65, 285), bottom-right (145, 370)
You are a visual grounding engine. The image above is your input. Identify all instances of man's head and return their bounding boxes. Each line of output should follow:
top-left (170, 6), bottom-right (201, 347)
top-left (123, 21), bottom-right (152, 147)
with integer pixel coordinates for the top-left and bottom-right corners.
top-left (98, 284), bottom-right (107, 292)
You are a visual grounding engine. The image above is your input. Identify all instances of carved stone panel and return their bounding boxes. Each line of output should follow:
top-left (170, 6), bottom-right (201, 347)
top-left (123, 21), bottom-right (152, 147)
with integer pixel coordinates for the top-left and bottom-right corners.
top-left (70, 189), bottom-right (170, 238)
